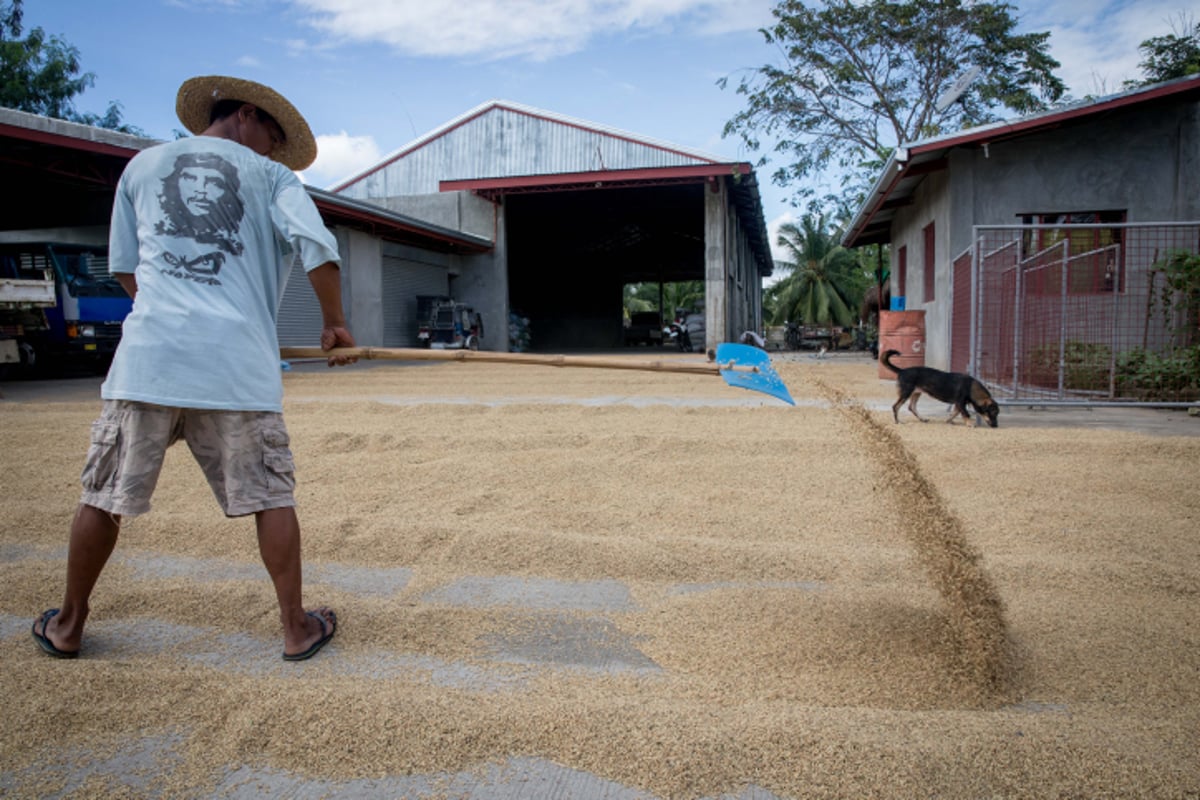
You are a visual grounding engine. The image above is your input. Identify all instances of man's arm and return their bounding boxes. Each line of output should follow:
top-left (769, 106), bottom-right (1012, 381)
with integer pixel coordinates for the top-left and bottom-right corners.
top-left (306, 262), bottom-right (357, 366)
top-left (115, 272), bottom-right (138, 299)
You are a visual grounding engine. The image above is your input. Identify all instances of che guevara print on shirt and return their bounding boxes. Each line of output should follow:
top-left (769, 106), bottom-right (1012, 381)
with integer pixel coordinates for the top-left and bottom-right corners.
top-left (154, 152), bottom-right (244, 284)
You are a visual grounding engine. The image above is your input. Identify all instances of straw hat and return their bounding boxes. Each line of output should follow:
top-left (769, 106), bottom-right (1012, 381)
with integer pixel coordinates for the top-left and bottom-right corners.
top-left (175, 75), bottom-right (317, 171)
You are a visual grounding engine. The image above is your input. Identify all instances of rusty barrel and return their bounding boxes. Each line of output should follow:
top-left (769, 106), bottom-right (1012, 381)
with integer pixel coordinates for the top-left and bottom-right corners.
top-left (878, 310), bottom-right (926, 378)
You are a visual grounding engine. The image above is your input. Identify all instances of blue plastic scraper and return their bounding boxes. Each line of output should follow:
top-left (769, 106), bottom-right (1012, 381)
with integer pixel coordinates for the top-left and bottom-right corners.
top-left (715, 343), bottom-right (795, 406)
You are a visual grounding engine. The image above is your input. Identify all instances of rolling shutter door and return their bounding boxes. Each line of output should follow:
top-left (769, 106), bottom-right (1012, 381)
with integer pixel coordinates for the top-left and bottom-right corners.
top-left (276, 257), bottom-right (323, 346)
top-left (381, 255), bottom-right (449, 347)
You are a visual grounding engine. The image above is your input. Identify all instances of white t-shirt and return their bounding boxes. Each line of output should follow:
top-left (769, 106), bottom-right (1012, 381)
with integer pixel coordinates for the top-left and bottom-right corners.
top-left (740, 331), bottom-right (766, 348)
top-left (103, 137), bottom-right (339, 411)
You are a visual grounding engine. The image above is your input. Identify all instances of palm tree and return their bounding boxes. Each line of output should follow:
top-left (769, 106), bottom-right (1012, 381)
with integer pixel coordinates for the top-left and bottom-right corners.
top-left (766, 215), bottom-right (862, 328)
top-left (624, 280), bottom-right (704, 321)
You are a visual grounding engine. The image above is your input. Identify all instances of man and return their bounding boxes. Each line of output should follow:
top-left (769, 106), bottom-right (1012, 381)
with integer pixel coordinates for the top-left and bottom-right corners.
top-left (32, 76), bottom-right (355, 661)
top-left (739, 330), bottom-right (767, 349)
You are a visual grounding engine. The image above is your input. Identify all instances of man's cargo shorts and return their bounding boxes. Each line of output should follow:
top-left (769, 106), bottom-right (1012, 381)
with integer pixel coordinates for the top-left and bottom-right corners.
top-left (79, 400), bottom-right (297, 518)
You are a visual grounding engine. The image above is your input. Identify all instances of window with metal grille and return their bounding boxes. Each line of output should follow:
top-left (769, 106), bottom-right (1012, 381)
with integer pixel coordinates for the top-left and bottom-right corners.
top-left (1019, 211), bottom-right (1127, 294)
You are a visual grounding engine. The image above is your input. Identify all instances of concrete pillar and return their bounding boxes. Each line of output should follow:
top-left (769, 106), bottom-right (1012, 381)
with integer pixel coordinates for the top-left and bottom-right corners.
top-left (454, 199), bottom-right (507, 352)
top-left (335, 227), bottom-right (383, 345)
top-left (704, 177), bottom-right (727, 352)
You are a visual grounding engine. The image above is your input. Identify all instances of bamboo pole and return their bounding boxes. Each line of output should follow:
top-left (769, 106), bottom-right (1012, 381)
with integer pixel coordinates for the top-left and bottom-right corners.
top-left (279, 347), bottom-right (759, 377)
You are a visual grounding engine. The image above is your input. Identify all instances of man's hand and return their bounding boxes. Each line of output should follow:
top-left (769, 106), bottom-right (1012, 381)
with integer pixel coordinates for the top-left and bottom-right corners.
top-left (320, 325), bottom-right (358, 367)
top-left (307, 263), bottom-right (356, 366)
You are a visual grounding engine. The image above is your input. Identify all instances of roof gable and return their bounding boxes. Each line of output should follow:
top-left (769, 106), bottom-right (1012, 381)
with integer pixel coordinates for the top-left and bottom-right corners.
top-left (332, 100), bottom-right (730, 196)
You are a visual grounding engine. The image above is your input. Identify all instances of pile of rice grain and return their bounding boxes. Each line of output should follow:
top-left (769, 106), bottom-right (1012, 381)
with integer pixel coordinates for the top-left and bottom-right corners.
top-left (1, 354), bottom-right (1197, 798)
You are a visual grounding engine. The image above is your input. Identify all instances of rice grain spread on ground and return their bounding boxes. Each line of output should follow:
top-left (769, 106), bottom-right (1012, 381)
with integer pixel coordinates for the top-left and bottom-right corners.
top-left (1, 352), bottom-right (1198, 798)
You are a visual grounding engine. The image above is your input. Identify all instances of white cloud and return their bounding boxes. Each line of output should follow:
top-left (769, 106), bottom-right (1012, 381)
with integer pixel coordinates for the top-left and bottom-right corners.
top-left (688, 0), bottom-right (775, 35)
top-left (291, 0), bottom-right (771, 61)
top-left (301, 132), bottom-right (383, 188)
top-left (1026, 0), bottom-right (1191, 95)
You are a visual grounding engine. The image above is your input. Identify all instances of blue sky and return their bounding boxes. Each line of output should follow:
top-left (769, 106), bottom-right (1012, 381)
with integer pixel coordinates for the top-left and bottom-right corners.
top-left (26, 0), bottom-right (1192, 259)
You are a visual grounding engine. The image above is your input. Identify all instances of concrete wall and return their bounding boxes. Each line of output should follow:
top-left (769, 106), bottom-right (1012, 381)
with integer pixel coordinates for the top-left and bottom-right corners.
top-left (965, 102), bottom-right (1197, 224)
top-left (335, 228), bottom-right (384, 345)
top-left (452, 226), bottom-right (507, 353)
top-left (891, 170), bottom-right (952, 368)
top-left (1178, 101), bottom-right (1200, 220)
top-left (377, 191), bottom-right (496, 241)
top-left (373, 191), bottom-right (507, 351)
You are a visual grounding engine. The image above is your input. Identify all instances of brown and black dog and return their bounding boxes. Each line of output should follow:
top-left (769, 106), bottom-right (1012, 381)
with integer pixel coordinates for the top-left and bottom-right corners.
top-left (880, 350), bottom-right (1000, 427)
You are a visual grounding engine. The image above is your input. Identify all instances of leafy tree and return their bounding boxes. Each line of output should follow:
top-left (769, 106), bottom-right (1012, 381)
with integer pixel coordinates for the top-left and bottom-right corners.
top-left (623, 282), bottom-right (660, 319)
top-left (1125, 13), bottom-right (1200, 87)
top-left (720, 0), bottom-right (1065, 209)
top-left (0, 0), bottom-right (143, 134)
top-left (766, 215), bottom-right (862, 327)
top-left (623, 280), bottom-right (704, 321)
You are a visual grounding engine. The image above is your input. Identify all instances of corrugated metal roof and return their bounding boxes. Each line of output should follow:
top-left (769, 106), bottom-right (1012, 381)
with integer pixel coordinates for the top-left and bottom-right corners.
top-left (332, 100), bottom-right (729, 196)
top-left (0, 108), bottom-right (488, 252)
top-left (0, 107), bottom-right (159, 156)
top-left (331, 100), bottom-right (773, 275)
top-left (842, 74), bottom-right (1200, 248)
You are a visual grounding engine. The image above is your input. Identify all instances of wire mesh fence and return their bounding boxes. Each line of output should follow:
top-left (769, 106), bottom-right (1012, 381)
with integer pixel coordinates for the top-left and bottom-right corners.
top-left (956, 223), bottom-right (1200, 406)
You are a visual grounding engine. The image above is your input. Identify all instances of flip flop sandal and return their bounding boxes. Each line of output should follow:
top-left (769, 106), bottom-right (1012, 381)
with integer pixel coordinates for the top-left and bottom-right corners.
top-left (282, 610), bottom-right (336, 662)
top-left (31, 609), bottom-right (80, 659)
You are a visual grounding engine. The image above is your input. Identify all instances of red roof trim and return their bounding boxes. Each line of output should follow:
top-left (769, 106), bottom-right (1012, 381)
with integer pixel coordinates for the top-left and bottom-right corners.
top-left (331, 101), bottom-right (726, 192)
top-left (440, 163), bottom-right (748, 193)
top-left (847, 164), bottom-right (910, 247)
top-left (909, 76), bottom-right (1200, 156)
top-left (0, 121), bottom-right (145, 159)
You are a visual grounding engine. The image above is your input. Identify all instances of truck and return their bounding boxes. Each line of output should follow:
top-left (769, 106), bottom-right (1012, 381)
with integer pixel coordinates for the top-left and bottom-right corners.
top-left (415, 295), bottom-right (483, 350)
top-left (0, 242), bottom-right (133, 375)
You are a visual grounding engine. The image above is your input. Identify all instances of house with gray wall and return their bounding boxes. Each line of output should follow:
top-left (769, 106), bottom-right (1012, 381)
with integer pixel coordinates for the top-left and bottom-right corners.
top-left (844, 75), bottom-right (1200, 381)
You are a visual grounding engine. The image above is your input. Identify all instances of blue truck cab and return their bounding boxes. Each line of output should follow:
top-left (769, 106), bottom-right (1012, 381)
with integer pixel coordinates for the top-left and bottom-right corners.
top-left (0, 242), bottom-right (133, 373)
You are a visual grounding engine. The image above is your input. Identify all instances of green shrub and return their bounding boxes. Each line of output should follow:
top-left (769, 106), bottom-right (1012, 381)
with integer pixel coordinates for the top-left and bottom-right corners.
top-left (1151, 250), bottom-right (1200, 348)
top-left (1116, 346), bottom-right (1200, 401)
top-left (1025, 341), bottom-right (1113, 391)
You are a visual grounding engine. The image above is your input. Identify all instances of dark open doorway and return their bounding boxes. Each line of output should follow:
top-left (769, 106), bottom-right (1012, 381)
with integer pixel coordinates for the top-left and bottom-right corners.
top-left (505, 183), bottom-right (705, 351)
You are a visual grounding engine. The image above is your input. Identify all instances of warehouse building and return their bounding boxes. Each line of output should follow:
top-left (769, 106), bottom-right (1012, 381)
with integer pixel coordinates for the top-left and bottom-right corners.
top-left (333, 100), bottom-right (774, 352)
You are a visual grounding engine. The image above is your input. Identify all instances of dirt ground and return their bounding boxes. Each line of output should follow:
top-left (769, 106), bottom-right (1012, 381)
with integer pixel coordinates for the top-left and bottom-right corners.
top-left (1, 351), bottom-right (1198, 799)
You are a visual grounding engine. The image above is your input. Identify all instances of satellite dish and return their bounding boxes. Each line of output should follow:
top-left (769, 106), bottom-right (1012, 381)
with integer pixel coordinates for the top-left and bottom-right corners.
top-left (935, 66), bottom-right (982, 112)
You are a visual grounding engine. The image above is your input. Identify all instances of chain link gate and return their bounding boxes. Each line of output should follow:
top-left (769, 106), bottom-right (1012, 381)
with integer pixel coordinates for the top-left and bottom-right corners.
top-left (952, 222), bottom-right (1200, 407)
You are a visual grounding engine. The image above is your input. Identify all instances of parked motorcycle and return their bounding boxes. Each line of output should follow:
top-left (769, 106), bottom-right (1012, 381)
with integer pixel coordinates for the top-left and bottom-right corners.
top-left (784, 321), bottom-right (803, 351)
top-left (664, 311), bottom-right (693, 352)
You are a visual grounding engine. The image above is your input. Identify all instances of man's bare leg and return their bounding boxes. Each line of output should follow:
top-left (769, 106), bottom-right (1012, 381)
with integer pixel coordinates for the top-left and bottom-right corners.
top-left (35, 504), bottom-right (121, 653)
top-left (256, 506), bottom-right (334, 657)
